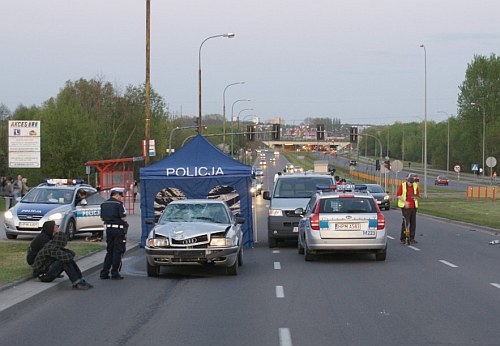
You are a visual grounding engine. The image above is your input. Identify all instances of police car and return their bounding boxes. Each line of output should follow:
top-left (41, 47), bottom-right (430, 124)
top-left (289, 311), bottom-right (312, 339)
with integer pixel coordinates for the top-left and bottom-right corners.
top-left (295, 184), bottom-right (387, 261)
top-left (3, 179), bottom-right (105, 240)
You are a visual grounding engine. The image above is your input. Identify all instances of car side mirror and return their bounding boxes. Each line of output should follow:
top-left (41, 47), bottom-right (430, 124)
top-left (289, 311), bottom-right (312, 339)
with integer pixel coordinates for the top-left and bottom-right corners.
top-left (263, 191), bottom-right (271, 200)
top-left (294, 208), bottom-right (304, 216)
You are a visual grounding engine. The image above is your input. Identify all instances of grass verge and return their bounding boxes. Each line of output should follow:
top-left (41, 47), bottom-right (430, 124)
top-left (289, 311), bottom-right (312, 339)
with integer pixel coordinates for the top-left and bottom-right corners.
top-left (0, 242), bottom-right (105, 286)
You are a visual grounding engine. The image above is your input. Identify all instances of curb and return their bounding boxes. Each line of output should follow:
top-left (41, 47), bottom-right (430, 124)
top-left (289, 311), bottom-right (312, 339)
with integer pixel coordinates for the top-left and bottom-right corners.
top-left (0, 242), bottom-right (141, 316)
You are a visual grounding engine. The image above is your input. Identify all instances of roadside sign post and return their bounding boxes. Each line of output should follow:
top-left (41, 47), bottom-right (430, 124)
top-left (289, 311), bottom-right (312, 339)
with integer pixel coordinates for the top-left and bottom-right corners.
top-left (454, 164), bottom-right (461, 181)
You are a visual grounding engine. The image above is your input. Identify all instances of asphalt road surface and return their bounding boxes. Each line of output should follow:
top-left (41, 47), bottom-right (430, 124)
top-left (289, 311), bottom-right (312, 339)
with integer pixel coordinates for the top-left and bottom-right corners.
top-left (1, 155), bottom-right (500, 345)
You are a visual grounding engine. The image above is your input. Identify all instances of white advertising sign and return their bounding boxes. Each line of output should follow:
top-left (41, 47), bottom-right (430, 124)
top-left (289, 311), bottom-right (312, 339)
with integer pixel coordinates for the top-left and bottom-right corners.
top-left (8, 120), bottom-right (41, 168)
top-left (8, 151), bottom-right (41, 168)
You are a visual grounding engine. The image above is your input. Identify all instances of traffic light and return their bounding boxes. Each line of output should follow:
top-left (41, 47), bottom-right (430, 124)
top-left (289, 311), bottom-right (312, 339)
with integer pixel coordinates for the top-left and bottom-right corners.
top-left (246, 125), bottom-right (256, 141)
top-left (375, 159), bottom-right (380, 171)
top-left (272, 124), bottom-right (280, 140)
top-left (316, 124), bottom-right (325, 140)
top-left (349, 126), bottom-right (358, 143)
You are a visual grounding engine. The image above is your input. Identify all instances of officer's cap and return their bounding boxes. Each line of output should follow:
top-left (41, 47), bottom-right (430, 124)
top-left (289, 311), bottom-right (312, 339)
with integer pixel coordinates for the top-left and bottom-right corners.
top-left (110, 187), bottom-right (124, 196)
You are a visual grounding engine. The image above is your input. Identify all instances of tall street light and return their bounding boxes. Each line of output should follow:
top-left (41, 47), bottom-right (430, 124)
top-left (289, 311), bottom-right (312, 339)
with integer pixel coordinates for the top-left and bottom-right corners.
top-left (223, 81), bottom-right (245, 149)
top-left (438, 111), bottom-right (452, 177)
top-left (470, 102), bottom-right (486, 177)
top-left (420, 44), bottom-right (428, 198)
top-left (144, 0), bottom-right (151, 166)
top-left (230, 99), bottom-right (251, 155)
top-left (198, 33), bottom-right (235, 134)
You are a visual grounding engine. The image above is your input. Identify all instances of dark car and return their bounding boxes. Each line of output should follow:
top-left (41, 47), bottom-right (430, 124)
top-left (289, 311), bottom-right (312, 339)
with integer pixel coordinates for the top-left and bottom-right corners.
top-left (435, 176), bottom-right (449, 186)
top-left (365, 184), bottom-right (391, 210)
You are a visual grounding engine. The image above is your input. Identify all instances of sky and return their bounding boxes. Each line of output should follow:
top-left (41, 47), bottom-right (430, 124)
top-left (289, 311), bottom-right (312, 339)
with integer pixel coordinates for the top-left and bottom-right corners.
top-left (1, 0), bottom-right (499, 125)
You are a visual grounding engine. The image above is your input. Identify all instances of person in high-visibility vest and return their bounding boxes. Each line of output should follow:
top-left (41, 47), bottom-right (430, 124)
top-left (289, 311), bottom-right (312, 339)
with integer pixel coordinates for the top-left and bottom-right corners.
top-left (397, 174), bottom-right (420, 243)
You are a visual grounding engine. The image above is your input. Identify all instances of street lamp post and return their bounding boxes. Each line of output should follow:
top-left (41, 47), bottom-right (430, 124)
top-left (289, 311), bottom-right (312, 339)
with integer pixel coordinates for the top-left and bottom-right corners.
top-left (198, 33), bottom-right (235, 134)
top-left (420, 44), bottom-right (428, 198)
top-left (470, 103), bottom-right (486, 177)
top-left (438, 111), bottom-right (452, 176)
top-left (223, 81), bottom-right (245, 150)
top-left (168, 125), bottom-right (198, 156)
top-left (230, 99), bottom-right (250, 155)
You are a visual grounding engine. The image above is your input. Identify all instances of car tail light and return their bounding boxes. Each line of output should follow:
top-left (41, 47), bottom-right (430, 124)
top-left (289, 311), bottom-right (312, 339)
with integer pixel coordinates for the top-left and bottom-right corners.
top-left (310, 203), bottom-right (321, 230)
top-left (377, 212), bottom-right (385, 230)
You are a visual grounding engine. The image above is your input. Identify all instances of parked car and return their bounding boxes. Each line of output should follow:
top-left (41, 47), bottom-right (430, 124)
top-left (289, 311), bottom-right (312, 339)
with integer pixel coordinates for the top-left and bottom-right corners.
top-left (3, 179), bottom-right (105, 240)
top-left (365, 183), bottom-right (391, 210)
top-left (145, 199), bottom-right (244, 276)
top-left (296, 184), bottom-right (387, 261)
top-left (435, 176), bottom-right (449, 186)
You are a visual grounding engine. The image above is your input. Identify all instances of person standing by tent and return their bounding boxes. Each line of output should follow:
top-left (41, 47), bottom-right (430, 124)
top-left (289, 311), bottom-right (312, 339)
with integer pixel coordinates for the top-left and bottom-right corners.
top-left (100, 188), bottom-right (128, 280)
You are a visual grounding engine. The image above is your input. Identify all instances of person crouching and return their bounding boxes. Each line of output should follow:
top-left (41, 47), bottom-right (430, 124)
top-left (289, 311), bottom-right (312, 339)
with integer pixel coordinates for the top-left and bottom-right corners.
top-left (31, 221), bottom-right (93, 290)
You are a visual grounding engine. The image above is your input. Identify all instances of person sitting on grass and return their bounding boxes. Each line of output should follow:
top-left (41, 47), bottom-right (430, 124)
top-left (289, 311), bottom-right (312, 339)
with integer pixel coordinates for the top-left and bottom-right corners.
top-left (31, 221), bottom-right (93, 290)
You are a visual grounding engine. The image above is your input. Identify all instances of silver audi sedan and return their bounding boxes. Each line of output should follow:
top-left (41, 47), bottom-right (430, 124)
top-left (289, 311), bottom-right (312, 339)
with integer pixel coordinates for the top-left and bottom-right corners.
top-left (145, 199), bottom-right (244, 276)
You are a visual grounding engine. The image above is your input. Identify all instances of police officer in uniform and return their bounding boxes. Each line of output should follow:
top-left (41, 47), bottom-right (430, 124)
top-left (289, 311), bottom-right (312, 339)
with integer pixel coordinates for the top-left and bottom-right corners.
top-left (100, 188), bottom-right (127, 280)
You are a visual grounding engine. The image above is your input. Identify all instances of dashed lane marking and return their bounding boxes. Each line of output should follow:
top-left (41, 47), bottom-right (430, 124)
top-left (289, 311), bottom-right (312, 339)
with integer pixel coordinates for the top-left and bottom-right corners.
top-left (490, 283), bottom-right (500, 290)
top-left (274, 262), bottom-right (281, 270)
top-left (272, 250), bottom-right (280, 254)
top-left (276, 285), bottom-right (285, 298)
top-left (279, 328), bottom-right (292, 346)
top-left (439, 260), bottom-right (458, 268)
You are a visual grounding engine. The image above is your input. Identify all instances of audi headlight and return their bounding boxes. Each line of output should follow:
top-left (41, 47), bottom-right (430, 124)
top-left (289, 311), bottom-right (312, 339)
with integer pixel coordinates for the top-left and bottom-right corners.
top-left (147, 238), bottom-right (169, 247)
top-left (210, 238), bottom-right (233, 247)
top-left (48, 212), bottom-right (64, 221)
top-left (268, 209), bottom-right (283, 217)
top-left (384, 195), bottom-right (390, 201)
top-left (4, 210), bottom-right (13, 219)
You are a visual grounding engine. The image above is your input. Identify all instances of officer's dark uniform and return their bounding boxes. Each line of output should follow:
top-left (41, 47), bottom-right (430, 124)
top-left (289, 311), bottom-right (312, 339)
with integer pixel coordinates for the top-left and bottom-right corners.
top-left (99, 189), bottom-right (127, 280)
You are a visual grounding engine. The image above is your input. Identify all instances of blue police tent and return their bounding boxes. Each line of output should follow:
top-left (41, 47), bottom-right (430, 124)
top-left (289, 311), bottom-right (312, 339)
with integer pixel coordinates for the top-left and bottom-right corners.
top-left (139, 134), bottom-right (254, 248)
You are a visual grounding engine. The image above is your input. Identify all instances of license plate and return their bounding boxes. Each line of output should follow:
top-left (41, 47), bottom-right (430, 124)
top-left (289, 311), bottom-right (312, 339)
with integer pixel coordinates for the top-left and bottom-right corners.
top-left (334, 223), bottom-right (361, 231)
top-left (376, 200), bottom-right (381, 204)
top-left (19, 222), bottom-right (39, 228)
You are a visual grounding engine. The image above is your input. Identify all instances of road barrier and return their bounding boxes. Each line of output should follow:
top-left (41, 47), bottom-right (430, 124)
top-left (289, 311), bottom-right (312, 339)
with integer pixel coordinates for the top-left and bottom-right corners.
top-left (466, 186), bottom-right (497, 201)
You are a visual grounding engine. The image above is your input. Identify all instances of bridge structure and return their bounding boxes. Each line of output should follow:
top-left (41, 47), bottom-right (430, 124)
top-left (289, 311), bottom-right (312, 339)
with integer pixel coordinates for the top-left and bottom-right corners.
top-left (262, 138), bottom-right (351, 152)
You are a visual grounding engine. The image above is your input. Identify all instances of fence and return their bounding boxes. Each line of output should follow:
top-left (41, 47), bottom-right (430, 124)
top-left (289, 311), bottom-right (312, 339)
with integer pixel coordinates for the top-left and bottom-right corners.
top-left (466, 186), bottom-right (497, 201)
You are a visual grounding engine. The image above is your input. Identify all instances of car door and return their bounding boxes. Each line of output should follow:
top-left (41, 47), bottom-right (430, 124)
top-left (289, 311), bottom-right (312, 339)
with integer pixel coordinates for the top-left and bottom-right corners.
top-left (74, 191), bottom-right (106, 232)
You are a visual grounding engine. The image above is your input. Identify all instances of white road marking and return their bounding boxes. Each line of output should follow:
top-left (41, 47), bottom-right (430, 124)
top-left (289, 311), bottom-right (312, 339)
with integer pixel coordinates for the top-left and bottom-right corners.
top-left (274, 261), bottom-right (281, 270)
top-left (490, 283), bottom-right (500, 289)
top-left (387, 235), bottom-right (395, 240)
top-left (279, 328), bottom-right (292, 346)
top-left (408, 245), bottom-right (420, 251)
top-left (439, 260), bottom-right (458, 268)
top-left (276, 285), bottom-right (285, 298)
top-left (272, 250), bottom-right (280, 254)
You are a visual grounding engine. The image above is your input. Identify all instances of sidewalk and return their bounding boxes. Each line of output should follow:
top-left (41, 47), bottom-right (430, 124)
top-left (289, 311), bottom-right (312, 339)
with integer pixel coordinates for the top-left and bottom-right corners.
top-left (0, 210), bottom-right (143, 315)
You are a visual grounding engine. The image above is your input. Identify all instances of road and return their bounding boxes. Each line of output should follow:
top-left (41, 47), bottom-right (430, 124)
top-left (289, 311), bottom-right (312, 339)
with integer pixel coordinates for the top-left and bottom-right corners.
top-left (1, 154), bottom-right (500, 345)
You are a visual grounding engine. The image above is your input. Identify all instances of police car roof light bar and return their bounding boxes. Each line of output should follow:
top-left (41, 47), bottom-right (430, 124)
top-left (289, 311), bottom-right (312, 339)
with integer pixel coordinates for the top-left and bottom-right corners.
top-left (45, 178), bottom-right (85, 186)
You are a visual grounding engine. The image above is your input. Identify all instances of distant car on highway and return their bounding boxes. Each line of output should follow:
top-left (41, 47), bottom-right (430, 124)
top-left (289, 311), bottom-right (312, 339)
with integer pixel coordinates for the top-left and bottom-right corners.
top-left (254, 167), bottom-right (264, 176)
top-left (435, 176), bottom-right (449, 186)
